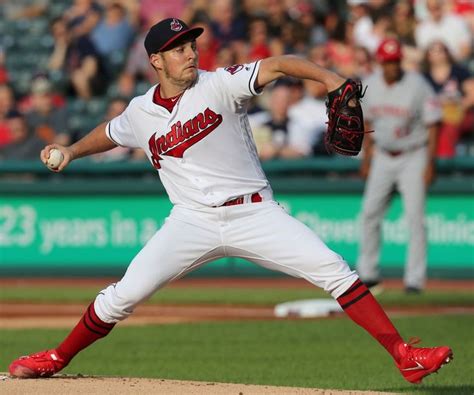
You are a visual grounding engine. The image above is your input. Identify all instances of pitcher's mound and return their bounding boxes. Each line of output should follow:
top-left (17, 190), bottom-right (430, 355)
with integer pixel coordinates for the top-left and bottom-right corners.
top-left (0, 374), bottom-right (392, 394)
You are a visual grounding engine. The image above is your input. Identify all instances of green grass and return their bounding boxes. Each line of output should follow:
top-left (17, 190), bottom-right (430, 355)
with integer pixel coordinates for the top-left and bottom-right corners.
top-left (1, 315), bottom-right (472, 393)
top-left (1, 285), bottom-right (473, 307)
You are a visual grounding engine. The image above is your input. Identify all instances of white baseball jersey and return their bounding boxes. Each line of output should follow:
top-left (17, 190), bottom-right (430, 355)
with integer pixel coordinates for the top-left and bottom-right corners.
top-left (106, 61), bottom-right (272, 207)
top-left (362, 70), bottom-right (441, 152)
top-left (96, 61), bottom-right (358, 326)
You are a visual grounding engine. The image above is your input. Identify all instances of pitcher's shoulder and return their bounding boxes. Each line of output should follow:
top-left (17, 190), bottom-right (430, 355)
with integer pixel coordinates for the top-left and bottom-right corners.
top-left (190, 69), bottom-right (222, 93)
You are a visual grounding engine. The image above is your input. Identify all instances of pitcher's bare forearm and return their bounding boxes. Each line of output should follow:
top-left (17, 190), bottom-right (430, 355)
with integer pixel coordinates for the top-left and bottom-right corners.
top-left (70, 122), bottom-right (117, 160)
top-left (40, 122), bottom-right (118, 172)
top-left (257, 55), bottom-right (345, 91)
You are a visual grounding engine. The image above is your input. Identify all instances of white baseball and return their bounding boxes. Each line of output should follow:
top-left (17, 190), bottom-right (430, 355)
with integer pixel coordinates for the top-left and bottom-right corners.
top-left (46, 149), bottom-right (64, 170)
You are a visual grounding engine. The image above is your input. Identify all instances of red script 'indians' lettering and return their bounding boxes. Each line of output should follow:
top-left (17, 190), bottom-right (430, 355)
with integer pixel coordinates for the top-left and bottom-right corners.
top-left (148, 108), bottom-right (223, 169)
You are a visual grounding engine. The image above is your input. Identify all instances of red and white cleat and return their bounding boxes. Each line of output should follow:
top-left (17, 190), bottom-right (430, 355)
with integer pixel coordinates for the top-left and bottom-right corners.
top-left (396, 339), bottom-right (453, 384)
top-left (9, 349), bottom-right (67, 378)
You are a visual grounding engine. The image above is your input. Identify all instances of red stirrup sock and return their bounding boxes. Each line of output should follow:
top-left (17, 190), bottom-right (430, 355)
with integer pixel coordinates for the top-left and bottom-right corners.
top-left (337, 279), bottom-right (404, 362)
top-left (56, 302), bottom-right (115, 363)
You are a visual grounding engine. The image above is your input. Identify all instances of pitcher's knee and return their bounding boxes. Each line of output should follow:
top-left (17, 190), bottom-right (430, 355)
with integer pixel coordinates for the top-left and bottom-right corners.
top-left (94, 283), bottom-right (142, 323)
top-left (316, 258), bottom-right (359, 299)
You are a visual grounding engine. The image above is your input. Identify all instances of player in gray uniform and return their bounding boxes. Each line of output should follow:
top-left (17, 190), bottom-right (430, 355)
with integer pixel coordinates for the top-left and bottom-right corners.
top-left (357, 38), bottom-right (441, 293)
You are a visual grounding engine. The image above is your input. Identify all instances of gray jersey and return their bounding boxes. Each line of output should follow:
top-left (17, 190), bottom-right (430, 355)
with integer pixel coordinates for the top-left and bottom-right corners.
top-left (362, 71), bottom-right (441, 151)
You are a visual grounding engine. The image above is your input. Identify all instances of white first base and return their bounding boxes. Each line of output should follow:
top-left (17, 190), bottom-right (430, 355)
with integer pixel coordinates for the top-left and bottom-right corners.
top-left (274, 299), bottom-right (343, 318)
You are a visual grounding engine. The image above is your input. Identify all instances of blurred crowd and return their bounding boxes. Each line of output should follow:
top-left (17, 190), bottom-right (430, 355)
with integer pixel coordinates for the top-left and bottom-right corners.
top-left (0, 0), bottom-right (472, 162)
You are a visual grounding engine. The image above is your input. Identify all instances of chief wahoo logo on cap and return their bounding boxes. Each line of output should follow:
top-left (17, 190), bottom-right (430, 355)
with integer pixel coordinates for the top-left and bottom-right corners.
top-left (170, 19), bottom-right (183, 32)
top-left (384, 40), bottom-right (398, 54)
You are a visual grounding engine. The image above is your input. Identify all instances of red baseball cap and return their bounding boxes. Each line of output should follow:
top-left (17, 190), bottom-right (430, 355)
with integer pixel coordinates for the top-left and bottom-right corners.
top-left (376, 38), bottom-right (402, 63)
top-left (144, 18), bottom-right (203, 56)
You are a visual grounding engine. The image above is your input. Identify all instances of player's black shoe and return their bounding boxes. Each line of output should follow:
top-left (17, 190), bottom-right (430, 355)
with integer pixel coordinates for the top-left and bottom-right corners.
top-left (405, 286), bottom-right (422, 295)
top-left (364, 280), bottom-right (384, 295)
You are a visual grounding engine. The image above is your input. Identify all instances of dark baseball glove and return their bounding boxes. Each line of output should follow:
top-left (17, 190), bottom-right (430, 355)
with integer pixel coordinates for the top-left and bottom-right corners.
top-left (325, 79), bottom-right (369, 156)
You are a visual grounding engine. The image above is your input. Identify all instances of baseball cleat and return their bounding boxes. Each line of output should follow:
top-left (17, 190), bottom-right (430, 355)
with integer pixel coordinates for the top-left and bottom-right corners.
top-left (9, 349), bottom-right (67, 378)
top-left (396, 339), bottom-right (453, 384)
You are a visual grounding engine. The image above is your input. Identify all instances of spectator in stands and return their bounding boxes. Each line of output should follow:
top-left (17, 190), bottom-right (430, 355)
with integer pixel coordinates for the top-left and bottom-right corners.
top-left (393, 0), bottom-right (417, 47)
top-left (366, 0), bottom-right (393, 21)
top-left (18, 75), bottom-right (66, 114)
top-left (415, 0), bottom-right (472, 62)
top-left (113, 13), bottom-right (162, 99)
top-left (106, 0), bottom-right (140, 27)
top-left (64, 0), bottom-right (102, 39)
top-left (0, 110), bottom-right (44, 160)
top-left (181, 0), bottom-right (212, 27)
top-left (48, 17), bottom-right (108, 100)
top-left (295, 2), bottom-right (324, 48)
top-left (368, 11), bottom-right (392, 53)
top-left (307, 11), bottom-right (329, 47)
top-left (90, 2), bottom-right (135, 57)
top-left (0, 84), bottom-right (16, 147)
top-left (308, 44), bottom-right (330, 69)
top-left (247, 16), bottom-right (272, 62)
top-left (382, 1), bottom-right (421, 72)
top-left (271, 19), bottom-right (298, 56)
top-left (325, 17), bottom-right (356, 77)
top-left (353, 46), bottom-right (374, 80)
top-left (194, 20), bottom-right (220, 71)
top-left (252, 82), bottom-right (291, 161)
top-left (265, 0), bottom-right (290, 40)
top-left (285, 18), bottom-right (312, 56)
top-left (422, 41), bottom-right (474, 158)
top-left (0, 47), bottom-right (7, 84)
top-left (2, 0), bottom-right (48, 20)
top-left (215, 44), bottom-right (237, 69)
top-left (240, 0), bottom-right (267, 18)
top-left (210, 0), bottom-right (248, 63)
top-left (92, 97), bottom-right (133, 161)
top-left (104, 97), bottom-right (127, 122)
top-left (139, 0), bottom-right (187, 26)
top-left (111, 72), bottom-right (137, 100)
top-left (283, 79), bottom-right (329, 158)
top-left (350, 0), bottom-right (380, 54)
top-left (25, 77), bottom-right (71, 146)
top-left (323, 10), bottom-right (345, 48)
top-left (210, 0), bottom-right (247, 44)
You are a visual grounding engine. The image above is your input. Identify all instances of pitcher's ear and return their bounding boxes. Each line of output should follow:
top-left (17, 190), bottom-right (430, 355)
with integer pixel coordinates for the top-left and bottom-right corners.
top-left (150, 53), bottom-right (163, 70)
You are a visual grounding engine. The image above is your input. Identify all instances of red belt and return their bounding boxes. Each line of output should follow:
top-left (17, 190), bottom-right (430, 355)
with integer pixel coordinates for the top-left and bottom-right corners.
top-left (386, 150), bottom-right (403, 157)
top-left (221, 193), bottom-right (262, 207)
top-left (383, 144), bottom-right (425, 157)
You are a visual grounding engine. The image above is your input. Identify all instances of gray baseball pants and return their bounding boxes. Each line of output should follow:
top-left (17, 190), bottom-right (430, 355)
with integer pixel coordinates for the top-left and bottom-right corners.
top-left (357, 147), bottom-right (428, 289)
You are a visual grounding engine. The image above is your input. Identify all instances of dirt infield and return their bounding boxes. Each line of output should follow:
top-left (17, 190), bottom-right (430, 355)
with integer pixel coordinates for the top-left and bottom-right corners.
top-left (0, 278), bottom-right (473, 329)
top-left (0, 374), bottom-right (394, 395)
top-left (1, 302), bottom-right (473, 329)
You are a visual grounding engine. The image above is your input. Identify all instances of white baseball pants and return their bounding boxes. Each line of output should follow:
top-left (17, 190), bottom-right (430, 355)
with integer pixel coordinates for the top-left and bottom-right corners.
top-left (95, 200), bottom-right (358, 323)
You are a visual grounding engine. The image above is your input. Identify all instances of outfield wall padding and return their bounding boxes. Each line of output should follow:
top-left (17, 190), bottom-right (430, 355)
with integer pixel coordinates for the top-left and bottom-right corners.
top-left (1, 158), bottom-right (473, 278)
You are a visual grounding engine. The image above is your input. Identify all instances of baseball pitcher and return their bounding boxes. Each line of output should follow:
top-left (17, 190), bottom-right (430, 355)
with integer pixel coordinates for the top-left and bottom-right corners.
top-left (9, 19), bottom-right (451, 384)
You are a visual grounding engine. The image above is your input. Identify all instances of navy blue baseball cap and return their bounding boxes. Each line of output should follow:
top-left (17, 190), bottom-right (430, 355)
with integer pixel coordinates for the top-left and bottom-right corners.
top-left (144, 18), bottom-right (204, 56)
